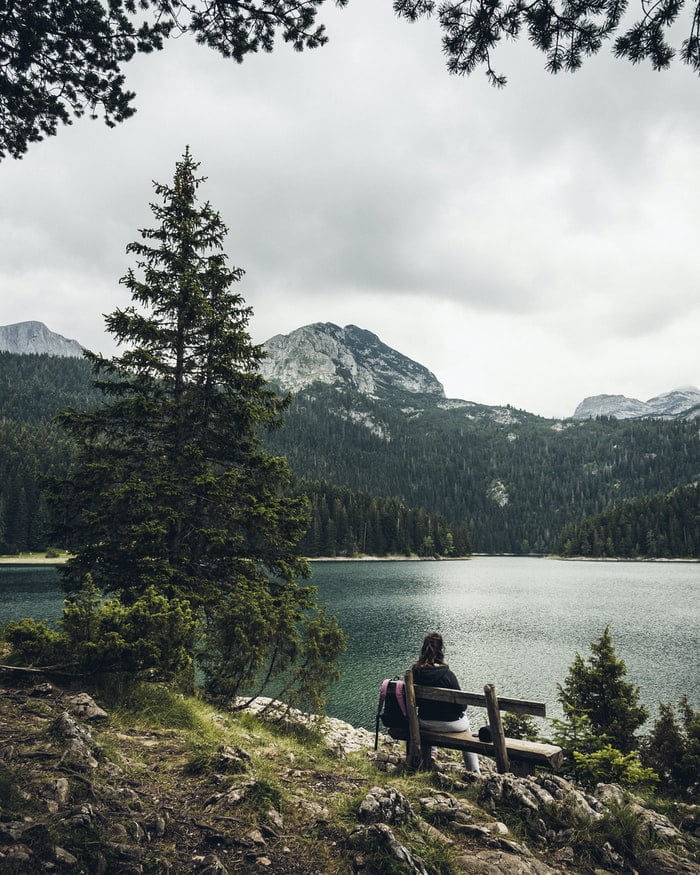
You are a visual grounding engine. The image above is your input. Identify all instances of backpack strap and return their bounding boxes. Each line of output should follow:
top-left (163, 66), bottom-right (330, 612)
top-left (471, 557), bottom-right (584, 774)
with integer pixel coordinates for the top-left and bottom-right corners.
top-left (377, 679), bottom-right (391, 713)
top-left (394, 680), bottom-right (407, 718)
top-left (374, 679), bottom-right (391, 751)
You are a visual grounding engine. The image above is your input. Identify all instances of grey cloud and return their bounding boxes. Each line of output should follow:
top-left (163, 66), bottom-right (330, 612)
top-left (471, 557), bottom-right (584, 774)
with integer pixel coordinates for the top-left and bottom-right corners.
top-left (1, 0), bottom-right (697, 416)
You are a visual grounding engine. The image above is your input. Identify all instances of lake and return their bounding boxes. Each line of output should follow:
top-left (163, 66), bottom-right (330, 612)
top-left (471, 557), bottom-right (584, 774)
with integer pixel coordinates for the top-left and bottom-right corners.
top-left (1, 557), bottom-right (698, 731)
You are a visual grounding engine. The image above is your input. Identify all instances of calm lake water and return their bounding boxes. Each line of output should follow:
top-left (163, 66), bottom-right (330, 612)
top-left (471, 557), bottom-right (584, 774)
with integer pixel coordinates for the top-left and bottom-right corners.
top-left (1, 558), bottom-right (698, 731)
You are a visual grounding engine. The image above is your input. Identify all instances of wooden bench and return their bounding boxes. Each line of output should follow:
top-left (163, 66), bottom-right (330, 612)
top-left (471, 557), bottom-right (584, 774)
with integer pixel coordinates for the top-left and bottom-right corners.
top-left (387, 669), bottom-right (564, 774)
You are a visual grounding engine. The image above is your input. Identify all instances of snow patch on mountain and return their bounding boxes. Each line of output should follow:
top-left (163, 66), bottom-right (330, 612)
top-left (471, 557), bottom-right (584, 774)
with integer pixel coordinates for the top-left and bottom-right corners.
top-left (401, 407), bottom-right (425, 419)
top-left (488, 480), bottom-right (509, 507)
top-left (437, 399), bottom-right (476, 410)
top-left (490, 408), bottom-right (521, 426)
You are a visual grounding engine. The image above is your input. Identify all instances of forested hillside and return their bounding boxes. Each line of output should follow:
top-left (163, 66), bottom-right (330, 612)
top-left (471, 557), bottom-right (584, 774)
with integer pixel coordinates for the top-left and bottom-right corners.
top-left (557, 482), bottom-right (700, 558)
top-left (0, 420), bottom-right (75, 553)
top-left (265, 383), bottom-right (700, 553)
top-left (2, 353), bottom-right (699, 555)
top-left (0, 353), bottom-right (98, 552)
top-left (0, 354), bottom-right (469, 557)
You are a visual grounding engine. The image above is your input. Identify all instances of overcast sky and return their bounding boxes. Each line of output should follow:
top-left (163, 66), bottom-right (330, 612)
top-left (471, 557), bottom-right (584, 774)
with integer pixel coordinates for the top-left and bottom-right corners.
top-left (2, 0), bottom-right (699, 418)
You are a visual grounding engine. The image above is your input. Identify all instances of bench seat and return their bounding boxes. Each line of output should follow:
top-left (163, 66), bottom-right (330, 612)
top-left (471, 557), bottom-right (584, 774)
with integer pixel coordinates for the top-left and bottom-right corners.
top-left (387, 725), bottom-right (564, 769)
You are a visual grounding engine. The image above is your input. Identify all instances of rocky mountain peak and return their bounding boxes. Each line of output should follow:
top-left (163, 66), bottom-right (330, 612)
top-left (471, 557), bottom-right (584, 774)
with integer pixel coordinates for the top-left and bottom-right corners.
top-left (0, 321), bottom-right (83, 357)
top-left (645, 386), bottom-right (700, 416)
top-left (572, 386), bottom-right (700, 420)
top-left (260, 322), bottom-right (445, 398)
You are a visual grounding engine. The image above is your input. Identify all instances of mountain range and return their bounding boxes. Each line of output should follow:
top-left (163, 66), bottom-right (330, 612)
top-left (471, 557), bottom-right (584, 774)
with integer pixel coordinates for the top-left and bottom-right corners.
top-left (262, 322), bottom-right (700, 421)
top-left (3, 320), bottom-right (697, 421)
top-left (572, 387), bottom-right (700, 421)
top-left (2, 320), bottom-right (699, 553)
top-left (255, 323), bottom-right (699, 552)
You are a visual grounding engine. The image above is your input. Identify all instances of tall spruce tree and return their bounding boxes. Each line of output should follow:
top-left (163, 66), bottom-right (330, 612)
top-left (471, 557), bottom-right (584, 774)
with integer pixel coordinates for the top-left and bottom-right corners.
top-left (50, 150), bottom-right (344, 703)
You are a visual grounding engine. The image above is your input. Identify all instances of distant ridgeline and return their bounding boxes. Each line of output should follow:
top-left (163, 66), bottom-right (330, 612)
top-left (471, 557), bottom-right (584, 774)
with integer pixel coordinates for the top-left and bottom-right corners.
top-left (1, 346), bottom-right (699, 556)
top-left (0, 353), bottom-right (468, 558)
top-left (557, 482), bottom-right (700, 559)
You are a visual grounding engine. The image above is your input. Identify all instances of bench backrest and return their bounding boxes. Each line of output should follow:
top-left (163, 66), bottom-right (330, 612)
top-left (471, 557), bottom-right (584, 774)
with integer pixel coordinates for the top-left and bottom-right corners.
top-left (412, 684), bottom-right (546, 717)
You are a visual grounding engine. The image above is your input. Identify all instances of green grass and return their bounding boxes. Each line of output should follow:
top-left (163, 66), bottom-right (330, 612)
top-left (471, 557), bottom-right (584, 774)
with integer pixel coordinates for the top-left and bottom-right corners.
top-left (6, 674), bottom-right (692, 875)
top-left (592, 802), bottom-right (656, 860)
top-left (108, 683), bottom-right (222, 737)
top-left (245, 776), bottom-right (283, 812)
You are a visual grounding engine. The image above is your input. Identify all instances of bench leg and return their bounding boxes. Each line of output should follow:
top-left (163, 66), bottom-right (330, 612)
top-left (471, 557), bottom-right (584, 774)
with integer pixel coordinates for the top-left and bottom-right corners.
top-left (420, 742), bottom-right (433, 770)
top-left (484, 684), bottom-right (510, 774)
top-left (405, 740), bottom-right (422, 771)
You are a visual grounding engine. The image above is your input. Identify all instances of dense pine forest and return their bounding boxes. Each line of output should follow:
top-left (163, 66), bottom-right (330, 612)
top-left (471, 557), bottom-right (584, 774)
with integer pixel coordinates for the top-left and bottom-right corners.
top-left (296, 480), bottom-right (471, 557)
top-left (0, 354), bottom-right (469, 557)
top-left (0, 351), bottom-right (99, 421)
top-left (557, 482), bottom-right (700, 558)
top-left (0, 353), bottom-right (97, 552)
top-left (0, 420), bottom-right (73, 553)
top-left (265, 383), bottom-right (700, 553)
top-left (2, 352), bottom-right (699, 556)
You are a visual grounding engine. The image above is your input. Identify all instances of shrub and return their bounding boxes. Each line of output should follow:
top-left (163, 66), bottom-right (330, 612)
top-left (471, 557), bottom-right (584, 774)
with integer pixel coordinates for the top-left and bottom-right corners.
top-left (2, 576), bottom-right (199, 683)
top-left (199, 580), bottom-right (344, 714)
top-left (2, 616), bottom-right (64, 666)
top-left (502, 712), bottom-right (540, 741)
top-left (573, 745), bottom-right (658, 787)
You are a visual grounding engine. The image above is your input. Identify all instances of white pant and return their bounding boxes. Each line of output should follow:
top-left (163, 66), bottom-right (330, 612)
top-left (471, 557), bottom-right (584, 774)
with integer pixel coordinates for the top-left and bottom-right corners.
top-left (419, 715), bottom-right (481, 773)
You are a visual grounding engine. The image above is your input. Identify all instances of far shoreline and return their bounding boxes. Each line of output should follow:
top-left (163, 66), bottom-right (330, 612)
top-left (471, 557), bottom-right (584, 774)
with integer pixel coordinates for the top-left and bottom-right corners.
top-left (0, 556), bottom-right (68, 565)
top-left (0, 554), bottom-right (697, 567)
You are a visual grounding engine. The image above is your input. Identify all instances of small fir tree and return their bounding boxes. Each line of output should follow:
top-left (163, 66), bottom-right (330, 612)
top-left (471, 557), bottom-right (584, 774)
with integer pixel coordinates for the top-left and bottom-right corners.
top-left (48, 149), bottom-right (344, 700)
top-left (640, 698), bottom-right (700, 798)
top-left (557, 626), bottom-right (648, 753)
top-left (3, 575), bottom-right (199, 680)
top-left (502, 712), bottom-right (540, 741)
top-left (572, 746), bottom-right (658, 788)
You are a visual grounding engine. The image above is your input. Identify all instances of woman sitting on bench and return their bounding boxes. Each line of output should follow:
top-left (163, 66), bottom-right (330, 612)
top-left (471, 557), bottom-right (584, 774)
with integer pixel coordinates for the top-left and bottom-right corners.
top-left (413, 632), bottom-right (480, 774)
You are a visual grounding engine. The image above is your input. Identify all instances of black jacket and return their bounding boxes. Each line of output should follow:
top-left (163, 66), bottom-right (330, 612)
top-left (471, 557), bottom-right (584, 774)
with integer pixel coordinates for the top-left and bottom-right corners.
top-left (412, 664), bottom-right (465, 722)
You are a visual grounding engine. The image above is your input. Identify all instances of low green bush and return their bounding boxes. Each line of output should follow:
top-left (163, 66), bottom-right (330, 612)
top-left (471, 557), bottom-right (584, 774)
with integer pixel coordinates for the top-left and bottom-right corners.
top-left (573, 746), bottom-right (658, 788)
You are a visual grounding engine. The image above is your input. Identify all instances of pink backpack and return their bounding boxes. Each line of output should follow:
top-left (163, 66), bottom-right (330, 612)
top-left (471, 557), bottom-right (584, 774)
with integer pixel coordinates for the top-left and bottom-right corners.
top-left (374, 678), bottom-right (408, 749)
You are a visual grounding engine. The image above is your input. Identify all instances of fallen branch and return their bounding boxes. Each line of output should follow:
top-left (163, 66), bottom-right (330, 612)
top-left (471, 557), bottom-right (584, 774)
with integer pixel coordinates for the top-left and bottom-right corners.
top-left (0, 663), bottom-right (84, 676)
top-left (0, 663), bottom-right (46, 672)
